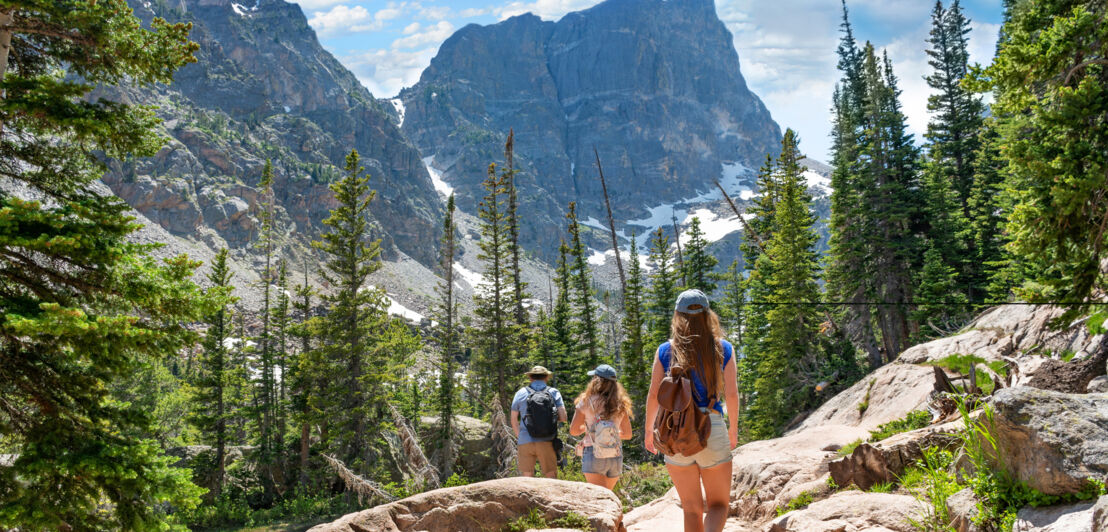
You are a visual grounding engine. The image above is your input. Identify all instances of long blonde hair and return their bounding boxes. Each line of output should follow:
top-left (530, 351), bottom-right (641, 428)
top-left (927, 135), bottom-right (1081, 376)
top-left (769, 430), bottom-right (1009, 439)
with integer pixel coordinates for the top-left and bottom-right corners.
top-left (575, 376), bottom-right (634, 421)
top-left (670, 308), bottom-right (725, 400)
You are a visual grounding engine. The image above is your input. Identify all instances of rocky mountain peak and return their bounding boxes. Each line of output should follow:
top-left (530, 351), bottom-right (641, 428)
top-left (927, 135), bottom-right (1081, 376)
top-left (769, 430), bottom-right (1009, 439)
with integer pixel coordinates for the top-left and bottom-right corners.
top-left (399, 0), bottom-right (781, 261)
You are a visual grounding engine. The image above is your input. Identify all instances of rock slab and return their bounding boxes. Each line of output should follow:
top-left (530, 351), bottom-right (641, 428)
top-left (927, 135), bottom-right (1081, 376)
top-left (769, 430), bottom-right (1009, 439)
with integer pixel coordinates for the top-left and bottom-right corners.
top-left (990, 387), bottom-right (1108, 496)
top-left (766, 491), bottom-right (919, 532)
top-left (308, 478), bottom-right (624, 532)
top-left (1014, 501), bottom-right (1096, 532)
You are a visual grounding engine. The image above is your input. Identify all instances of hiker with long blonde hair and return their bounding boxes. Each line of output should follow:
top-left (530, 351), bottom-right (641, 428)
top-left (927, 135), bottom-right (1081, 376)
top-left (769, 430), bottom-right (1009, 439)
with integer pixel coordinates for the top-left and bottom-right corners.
top-left (644, 290), bottom-right (739, 532)
top-left (569, 364), bottom-right (633, 490)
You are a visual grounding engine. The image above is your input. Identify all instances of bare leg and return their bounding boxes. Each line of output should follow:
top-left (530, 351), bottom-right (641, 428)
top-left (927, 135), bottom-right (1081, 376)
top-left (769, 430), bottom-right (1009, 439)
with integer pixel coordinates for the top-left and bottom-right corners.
top-left (667, 463), bottom-right (704, 532)
top-left (584, 472), bottom-right (619, 491)
top-left (700, 460), bottom-right (733, 532)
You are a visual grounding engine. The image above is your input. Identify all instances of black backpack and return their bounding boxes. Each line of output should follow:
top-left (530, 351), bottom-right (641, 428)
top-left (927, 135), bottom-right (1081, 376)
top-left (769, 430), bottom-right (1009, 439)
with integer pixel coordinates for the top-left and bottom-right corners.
top-left (523, 387), bottom-right (558, 439)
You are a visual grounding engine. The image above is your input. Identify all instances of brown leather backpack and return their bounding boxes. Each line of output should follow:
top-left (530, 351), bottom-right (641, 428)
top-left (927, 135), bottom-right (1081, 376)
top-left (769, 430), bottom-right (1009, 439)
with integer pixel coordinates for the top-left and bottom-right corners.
top-left (652, 365), bottom-right (712, 456)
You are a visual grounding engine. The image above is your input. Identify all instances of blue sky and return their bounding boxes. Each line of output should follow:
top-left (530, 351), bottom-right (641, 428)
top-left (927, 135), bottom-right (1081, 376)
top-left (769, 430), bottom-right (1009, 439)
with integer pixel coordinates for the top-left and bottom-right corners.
top-left (297, 0), bottom-right (1005, 162)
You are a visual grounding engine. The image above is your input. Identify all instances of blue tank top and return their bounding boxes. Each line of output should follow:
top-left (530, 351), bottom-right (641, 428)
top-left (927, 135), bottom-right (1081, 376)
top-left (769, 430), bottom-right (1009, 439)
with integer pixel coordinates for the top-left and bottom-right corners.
top-left (658, 339), bottom-right (733, 414)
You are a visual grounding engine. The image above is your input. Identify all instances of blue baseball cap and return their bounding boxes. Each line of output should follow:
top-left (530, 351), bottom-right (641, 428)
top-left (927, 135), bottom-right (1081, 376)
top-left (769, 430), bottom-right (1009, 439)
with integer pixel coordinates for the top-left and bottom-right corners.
top-left (587, 364), bottom-right (618, 380)
top-left (675, 289), bottom-right (710, 314)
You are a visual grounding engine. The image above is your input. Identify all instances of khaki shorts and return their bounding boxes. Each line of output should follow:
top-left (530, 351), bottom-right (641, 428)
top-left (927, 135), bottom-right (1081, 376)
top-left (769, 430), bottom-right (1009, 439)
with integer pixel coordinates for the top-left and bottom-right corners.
top-left (518, 441), bottom-right (557, 478)
top-left (664, 411), bottom-right (731, 468)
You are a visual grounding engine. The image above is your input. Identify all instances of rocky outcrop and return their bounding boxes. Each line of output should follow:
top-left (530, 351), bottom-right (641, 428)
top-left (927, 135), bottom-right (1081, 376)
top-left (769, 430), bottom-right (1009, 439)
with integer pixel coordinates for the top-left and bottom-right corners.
top-left (766, 492), bottom-right (919, 532)
top-left (400, 0), bottom-right (780, 259)
top-left (110, 0), bottom-right (443, 267)
top-left (791, 363), bottom-right (938, 433)
top-left (899, 304), bottom-right (1106, 366)
top-left (309, 478), bottom-right (624, 532)
top-left (419, 415), bottom-right (494, 478)
top-left (989, 387), bottom-right (1108, 495)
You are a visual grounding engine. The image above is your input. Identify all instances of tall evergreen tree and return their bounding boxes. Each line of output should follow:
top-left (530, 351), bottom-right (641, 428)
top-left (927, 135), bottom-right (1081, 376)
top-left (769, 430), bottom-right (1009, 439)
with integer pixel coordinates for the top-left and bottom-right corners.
top-left (747, 130), bottom-right (822, 438)
top-left (289, 262), bottom-right (315, 486)
top-left (645, 228), bottom-right (678, 348)
top-left (433, 194), bottom-right (460, 477)
top-left (620, 235), bottom-right (648, 424)
top-left (0, 1), bottom-right (208, 526)
top-left (548, 241), bottom-right (575, 389)
top-left (826, 5), bottom-right (882, 369)
top-left (253, 159), bottom-right (279, 491)
top-left (966, 122), bottom-right (1014, 303)
top-left (504, 132), bottom-right (528, 326)
top-left (566, 202), bottom-right (601, 374)
top-left (189, 249), bottom-right (237, 500)
top-left (473, 163), bottom-right (522, 411)
top-left (969, 0), bottom-right (1108, 323)
top-left (717, 260), bottom-right (747, 348)
top-left (924, 0), bottom-right (984, 213)
top-left (312, 149), bottom-right (390, 472)
top-left (682, 216), bottom-right (719, 295)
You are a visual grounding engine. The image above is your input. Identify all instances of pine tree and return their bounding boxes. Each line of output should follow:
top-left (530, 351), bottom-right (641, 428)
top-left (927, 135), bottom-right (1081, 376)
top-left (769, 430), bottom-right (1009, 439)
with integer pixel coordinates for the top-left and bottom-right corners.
top-left (189, 249), bottom-right (237, 500)
top-left (717, 260), bottom-right (747, 347)
top-left (272, 259), bottom-right (290, 472)
top-left (252, 159), bottom-right (279, 495)
top-left (474, 163), bottom-right (522, 411)
top-left (682, 216), bottom-right (719, 295)
top-left (620, 235), bottom-right (649, 425)
top-left (826, 5), bottom-right (882, 369)
top-left (0, 2), bottom-right (211, 527)
top-left (566, 202), bottom-right (601, 373)
top-left (549, 241), bottom-right (575, 389)
top-left (645, 228), bottom-right (678, 348)
top-left (913, 243), bottom-right (968, 337)
top-left (969, 0), bottom-right (1108, 323)
top-left (289, 262), bottom-right (315, 486)
top-left (924, 0), bottom-right (984, 214)
top-left (747, 129), bottom-right (822, 438)
top-left (433, 194), bottom-right (460, 477)
top-left (966, 122), bottom-right (1013, 303)
top-left (504, 132), bottom-right (528, 326)
top-left (312, 149), bottom-right (390, 472)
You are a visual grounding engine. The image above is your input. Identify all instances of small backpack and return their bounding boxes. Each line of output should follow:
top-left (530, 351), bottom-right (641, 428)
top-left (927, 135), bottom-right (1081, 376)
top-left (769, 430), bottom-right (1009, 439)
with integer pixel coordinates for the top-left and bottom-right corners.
top-left (652, 365), bottom-right (711, 456)
top-left (590, 419), bottom-right (622, 459)
top-left (523, 387), bottom-right (558, 439)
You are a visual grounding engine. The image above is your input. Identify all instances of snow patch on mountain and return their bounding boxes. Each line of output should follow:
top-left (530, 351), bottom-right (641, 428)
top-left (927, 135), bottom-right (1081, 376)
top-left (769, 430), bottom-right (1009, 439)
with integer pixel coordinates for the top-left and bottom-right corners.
top-left (389, 98), bottom-right (406, 127)
top-left (683, 208), bottom-right (744, 244)
top-left (422, 156), bottom-right (453, 200)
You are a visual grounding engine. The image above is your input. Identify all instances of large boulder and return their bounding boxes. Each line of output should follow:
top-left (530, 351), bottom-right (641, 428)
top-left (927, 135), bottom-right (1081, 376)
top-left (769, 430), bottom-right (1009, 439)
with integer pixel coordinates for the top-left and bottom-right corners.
top-left (419, 415), bottom-right (494, 478)
top-left (308, 478), bottom-right (624, 532)
top-left (766, 491), bottom-right (920, 532)
top-left (1013, 501), bottom-right (1097, 532)
top-left (989, 387), bottom-right (1108, 495)
top-left (730, 425), bottom-right (868, 522)
top-left (791, 363), bottom-right (938, 434)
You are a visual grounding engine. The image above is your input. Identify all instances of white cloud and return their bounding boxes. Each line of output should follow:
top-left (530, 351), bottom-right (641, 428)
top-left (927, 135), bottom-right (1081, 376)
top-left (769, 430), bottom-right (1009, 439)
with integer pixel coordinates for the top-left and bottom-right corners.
top-left (391, 20), bottom-right (454, 50)
top-left (494, 0), bottom-right (598, 20)
top-left (402, 21), bottom-right (421, 34)
top-left (308, 5), bottom-right (380, 37)
top-left (294, 0), bottom-right (347, 11)
top-left (343, 47), bottom-right (439, 97)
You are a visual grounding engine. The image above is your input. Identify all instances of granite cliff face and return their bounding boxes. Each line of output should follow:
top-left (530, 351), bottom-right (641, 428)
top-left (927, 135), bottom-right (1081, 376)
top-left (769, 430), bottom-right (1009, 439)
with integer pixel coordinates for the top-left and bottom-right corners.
top-left (398, 0), bottom-right (781, 258)
top-left (107, 0), bottom-right (443, 266)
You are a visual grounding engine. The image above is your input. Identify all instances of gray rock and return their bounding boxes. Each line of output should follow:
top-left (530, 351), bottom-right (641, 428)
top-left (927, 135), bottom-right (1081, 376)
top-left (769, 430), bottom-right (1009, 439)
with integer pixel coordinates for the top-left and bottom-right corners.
top-left (1089, 376), bottom-right (1108, 393)
top-left (1094, 495), bottom-right (1108, 532)
top-left (947, 488), bottom-right (982, 532)
top-left (1013, 501), bottom-right (1096, 532)
top-left (989, 387), bottom-right (1108, 495)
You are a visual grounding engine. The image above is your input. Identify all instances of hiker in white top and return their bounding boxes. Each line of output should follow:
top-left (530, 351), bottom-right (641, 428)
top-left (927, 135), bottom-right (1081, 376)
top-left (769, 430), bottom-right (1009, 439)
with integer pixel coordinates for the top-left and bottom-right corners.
top-left (569, 364), bottom-right (633, 491)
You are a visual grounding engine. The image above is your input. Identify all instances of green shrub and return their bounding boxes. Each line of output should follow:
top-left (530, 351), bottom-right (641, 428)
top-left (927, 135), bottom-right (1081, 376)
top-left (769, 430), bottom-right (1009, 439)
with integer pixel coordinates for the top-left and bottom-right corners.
top-left (502, 508), bottom-right (594, 532)
top-left (616, 462), bottom-right (674, 509)
top-left (775, 491), bottom-right (815, 516)
top-left (857, 380), bottom-right (875, 414)
top-left (868, 482), bottom-right (895, 493)
top-left (868, 410), bottom-right (933, 442)
top-left (444, 472), bottom-right (471, 488)
top-left (838, 438), bottom-right (863, 457)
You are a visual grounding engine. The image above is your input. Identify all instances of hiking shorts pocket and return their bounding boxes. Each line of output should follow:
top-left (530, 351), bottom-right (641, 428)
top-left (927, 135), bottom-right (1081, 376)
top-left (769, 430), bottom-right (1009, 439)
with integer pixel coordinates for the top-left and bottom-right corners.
top-left (582, 445), bottom-right (623, 478)
top-left (664, 411), bottom-right (730, 469)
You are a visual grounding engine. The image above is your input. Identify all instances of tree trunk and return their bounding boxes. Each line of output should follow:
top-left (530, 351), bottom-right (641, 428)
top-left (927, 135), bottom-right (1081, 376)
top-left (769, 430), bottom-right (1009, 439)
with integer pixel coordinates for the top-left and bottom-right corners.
top-left (0, 10), bottom-right (12, 85)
